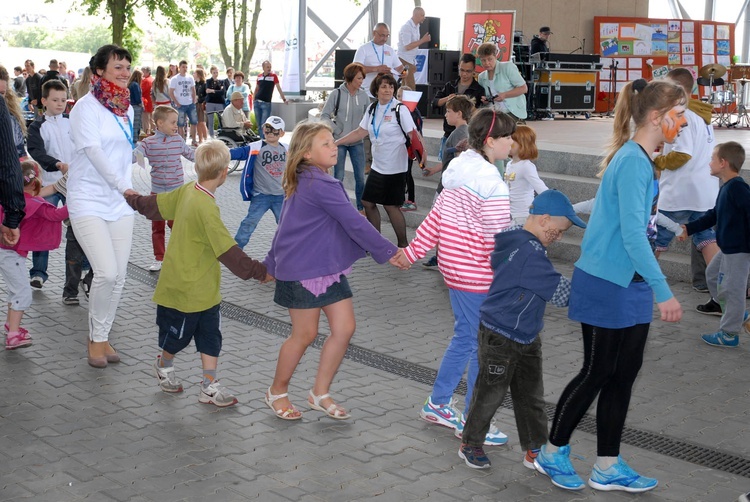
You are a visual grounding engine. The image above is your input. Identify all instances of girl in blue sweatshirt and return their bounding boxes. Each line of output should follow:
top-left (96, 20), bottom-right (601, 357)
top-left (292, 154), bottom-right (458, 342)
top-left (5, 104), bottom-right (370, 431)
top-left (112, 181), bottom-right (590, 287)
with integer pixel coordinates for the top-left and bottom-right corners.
top-left (534, 79), bottom-right (685, 493)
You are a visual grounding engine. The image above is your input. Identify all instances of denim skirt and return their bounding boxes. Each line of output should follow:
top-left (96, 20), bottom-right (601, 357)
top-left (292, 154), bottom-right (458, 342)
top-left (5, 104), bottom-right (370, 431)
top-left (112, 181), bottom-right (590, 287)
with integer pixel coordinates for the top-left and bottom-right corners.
top-left (274, 275), bottom-right (353, 309)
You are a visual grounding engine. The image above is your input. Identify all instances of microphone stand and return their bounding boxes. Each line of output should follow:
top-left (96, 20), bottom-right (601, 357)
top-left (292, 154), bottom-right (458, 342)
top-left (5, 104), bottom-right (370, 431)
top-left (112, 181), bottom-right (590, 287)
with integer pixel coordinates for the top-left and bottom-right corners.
top-left (606, 60), bottom-right (618, 116)
top-left (570, 36), bottom-right (585, 54)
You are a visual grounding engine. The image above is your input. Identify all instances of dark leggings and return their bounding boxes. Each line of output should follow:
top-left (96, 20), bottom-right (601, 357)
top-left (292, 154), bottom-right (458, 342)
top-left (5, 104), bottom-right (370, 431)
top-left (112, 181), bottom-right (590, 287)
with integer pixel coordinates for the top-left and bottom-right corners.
top-left (549, 323), bottom-right (650, 456)
top-left (405, 159), bottom-right (415, 202)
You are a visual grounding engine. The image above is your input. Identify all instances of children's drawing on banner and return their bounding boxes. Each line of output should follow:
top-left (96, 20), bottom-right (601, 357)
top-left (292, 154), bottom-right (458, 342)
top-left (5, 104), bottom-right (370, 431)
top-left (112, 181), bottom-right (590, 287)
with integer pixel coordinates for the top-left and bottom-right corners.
top-left (668, 54), bottom-right (680, 65)
top-left (651, 25), bottom-right (668, 41)
top-left (652, 41), bottom-right (667, 55)
top-left (716, 40), bottom-right (730, 56)
top-left (601, 38), bottom-right (619, 56)
top-left (668, 20), bottom-right (681, 32)
top-left (683, 32), bottom-right (695, 43)
top-left (634, 24), bottom-right (654, 41)
top-left (683, 21), bottom-right (694, 32)
top-left (652, 65), bottom-right (669, 79)
top-left (668, 32), bottom-right (680, 42)
top-left (601, 23), bottom-right (619, 38)
top-left (702, 24), bottom-right (715, 39)
top-left (716, 25), bottom-right (730, 40)
top-left (634, 40), bottom-right (651, 55)
top-left (682, 54), bottom-right (695, 65)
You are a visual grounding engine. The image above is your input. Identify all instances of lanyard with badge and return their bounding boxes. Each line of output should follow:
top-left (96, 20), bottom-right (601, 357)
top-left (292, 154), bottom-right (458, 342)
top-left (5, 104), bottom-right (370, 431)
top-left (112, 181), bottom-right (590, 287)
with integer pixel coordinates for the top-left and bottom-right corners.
top-left (371, 41), bottom-right (385, 65)
top-left (111, 112), bottom-right (134, 149)
top-left (371, 98), bottom-right (393, 145)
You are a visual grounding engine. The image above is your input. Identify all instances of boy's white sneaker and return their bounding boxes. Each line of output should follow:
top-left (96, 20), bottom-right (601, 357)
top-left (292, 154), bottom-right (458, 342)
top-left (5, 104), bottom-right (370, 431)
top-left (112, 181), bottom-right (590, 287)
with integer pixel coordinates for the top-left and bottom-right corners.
top-left (149, 261), bottom-right (162, 272)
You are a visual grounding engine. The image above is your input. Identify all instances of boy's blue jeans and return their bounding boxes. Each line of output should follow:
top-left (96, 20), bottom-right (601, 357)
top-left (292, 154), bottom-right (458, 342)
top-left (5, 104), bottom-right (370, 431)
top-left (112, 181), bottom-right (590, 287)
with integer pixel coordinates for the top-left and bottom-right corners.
top-left (234, 193), bottom-right (283, 248)
top-left (462, 325), bottom-right (549, 451)
top-left (333, 143), bottom-right (365, 211)
top-left (431, 288), bottom-right (485, 412)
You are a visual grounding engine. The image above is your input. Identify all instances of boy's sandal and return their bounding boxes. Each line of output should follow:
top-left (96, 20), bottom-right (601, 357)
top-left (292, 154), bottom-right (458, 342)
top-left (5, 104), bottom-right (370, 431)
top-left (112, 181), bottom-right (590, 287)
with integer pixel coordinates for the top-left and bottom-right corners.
top-left (308, 390), bottom-right (351, 420)
top-left (264, 386), bottom-right (302, 420)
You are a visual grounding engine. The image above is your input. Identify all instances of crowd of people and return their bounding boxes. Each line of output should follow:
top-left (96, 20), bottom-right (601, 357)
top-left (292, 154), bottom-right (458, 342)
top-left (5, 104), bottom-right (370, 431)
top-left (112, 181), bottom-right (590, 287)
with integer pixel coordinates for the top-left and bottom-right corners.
top-left (0, 23), bottom-right (748, 498)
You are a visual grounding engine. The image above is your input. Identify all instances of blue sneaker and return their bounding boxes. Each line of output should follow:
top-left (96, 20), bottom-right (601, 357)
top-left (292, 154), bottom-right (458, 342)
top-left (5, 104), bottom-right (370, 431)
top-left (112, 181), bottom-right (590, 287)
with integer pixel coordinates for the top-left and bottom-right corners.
top-left (458, 444), bottom-right (491, 469)
top-left (454, 416), bottom-right (508, 445)
top-left (534, 445), bottom-right (585, 491)
top-left (419, 397), bottom-right (462, 429)
top-left (701, 330), bottom-right (739, 348)
top-left (588, 457), bottom-right (658, 493)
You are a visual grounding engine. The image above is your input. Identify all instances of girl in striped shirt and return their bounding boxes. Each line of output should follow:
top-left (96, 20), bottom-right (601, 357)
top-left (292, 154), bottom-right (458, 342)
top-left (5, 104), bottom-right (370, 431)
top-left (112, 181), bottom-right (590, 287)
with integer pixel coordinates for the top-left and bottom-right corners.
top-left (394, 108), bottom-right (514, 446)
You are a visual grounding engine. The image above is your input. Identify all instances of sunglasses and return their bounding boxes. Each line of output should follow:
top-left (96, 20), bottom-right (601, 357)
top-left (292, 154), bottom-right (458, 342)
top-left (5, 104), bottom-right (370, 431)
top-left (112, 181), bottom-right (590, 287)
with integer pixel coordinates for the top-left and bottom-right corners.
top-left (263, 126), bottom-right (281, 135)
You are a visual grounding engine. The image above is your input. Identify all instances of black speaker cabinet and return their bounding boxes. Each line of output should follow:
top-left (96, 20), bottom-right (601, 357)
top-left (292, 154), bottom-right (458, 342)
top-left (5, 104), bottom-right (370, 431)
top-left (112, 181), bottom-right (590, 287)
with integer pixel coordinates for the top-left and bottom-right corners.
top-left (443, 51), bottom-right (460, 83)
top-left (415, 84), bottom-right (430, 117)
top-left (419, 17), bottom-right (440, 49)
top-left (334, 50), bottom-right (356, 81)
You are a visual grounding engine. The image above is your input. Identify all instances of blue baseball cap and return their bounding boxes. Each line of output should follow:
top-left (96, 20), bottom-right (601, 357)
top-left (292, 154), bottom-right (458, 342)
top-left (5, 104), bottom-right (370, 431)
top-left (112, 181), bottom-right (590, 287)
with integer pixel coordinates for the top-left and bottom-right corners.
top-left (529, 190), bottom-right (586, 228)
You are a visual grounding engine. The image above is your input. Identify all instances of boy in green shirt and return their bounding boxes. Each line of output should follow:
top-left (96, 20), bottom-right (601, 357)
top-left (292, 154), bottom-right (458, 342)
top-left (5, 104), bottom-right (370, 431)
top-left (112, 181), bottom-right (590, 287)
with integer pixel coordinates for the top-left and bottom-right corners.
top-left (126, 140), bottom-right (271, 407)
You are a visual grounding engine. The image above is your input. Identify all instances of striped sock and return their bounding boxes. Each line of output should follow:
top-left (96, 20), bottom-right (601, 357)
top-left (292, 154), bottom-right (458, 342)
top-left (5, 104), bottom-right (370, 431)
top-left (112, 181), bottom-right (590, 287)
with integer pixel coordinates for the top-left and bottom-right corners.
top-left (202, 370), bottom-right (217, 388)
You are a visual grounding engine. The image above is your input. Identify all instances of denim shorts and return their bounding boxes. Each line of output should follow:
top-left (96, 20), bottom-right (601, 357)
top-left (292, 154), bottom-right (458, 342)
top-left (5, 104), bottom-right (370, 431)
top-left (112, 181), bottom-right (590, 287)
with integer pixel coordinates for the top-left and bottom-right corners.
top-left (655, 209), bottom-right (716, 251)
top-left (274, 276), bottom-right (353, 309)
top-left (177, 103), bottom-right (198, 126)
top-left (156, 304), bottom-right (222, 357)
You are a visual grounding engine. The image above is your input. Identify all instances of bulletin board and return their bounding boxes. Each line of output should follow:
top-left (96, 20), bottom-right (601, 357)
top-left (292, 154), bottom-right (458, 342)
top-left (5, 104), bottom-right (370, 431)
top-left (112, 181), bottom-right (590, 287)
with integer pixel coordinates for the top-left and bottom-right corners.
top-left (463, 11), bottom-right (516, 69)
top-left (593, 16), bottom-right (735, 113)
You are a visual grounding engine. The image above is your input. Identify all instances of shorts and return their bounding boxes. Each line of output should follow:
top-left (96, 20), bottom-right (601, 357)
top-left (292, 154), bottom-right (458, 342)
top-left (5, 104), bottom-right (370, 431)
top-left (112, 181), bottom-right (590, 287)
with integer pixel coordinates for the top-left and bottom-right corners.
top-left (274, 276), bottom-right (353, 309)
top-left (0, 248), bottom-right (32, 311)
top-left (655, 209), bottom-right (716, 251)
top-left (362, 170), bottom-right (407, 206)
top-left (176, 103), bottom-right (198, 126)
top-left (156, 304), bottom-right (222, 357)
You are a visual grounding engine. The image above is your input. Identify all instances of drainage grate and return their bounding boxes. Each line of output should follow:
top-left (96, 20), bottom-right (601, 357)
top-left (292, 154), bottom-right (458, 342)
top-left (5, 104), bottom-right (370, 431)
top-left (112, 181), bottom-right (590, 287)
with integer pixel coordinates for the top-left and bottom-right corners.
top-left (128, 264), bottom-right (750, 479)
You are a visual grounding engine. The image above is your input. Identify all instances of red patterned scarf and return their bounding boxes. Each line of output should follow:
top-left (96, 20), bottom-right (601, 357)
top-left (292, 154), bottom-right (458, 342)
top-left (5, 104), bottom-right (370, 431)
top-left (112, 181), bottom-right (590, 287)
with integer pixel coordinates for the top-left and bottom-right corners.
top-left (90, 74), bottom-right (130, 117)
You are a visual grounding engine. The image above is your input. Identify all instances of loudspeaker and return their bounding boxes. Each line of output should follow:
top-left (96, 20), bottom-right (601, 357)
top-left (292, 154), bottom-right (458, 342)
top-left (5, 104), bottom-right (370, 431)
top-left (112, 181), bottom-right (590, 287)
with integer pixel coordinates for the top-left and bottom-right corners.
top-left (426, 85), bottom-right (444, 119)
top-left (419, 17), bottom-right (440, 49)
top-left (427, 50), bottom-right (445, 82)
top-left (415, 84), bottom-right (430, 117)
top-left (444, 51), bottom-right (460, 83)
top-left (334, 50), bottom-right (356, 81)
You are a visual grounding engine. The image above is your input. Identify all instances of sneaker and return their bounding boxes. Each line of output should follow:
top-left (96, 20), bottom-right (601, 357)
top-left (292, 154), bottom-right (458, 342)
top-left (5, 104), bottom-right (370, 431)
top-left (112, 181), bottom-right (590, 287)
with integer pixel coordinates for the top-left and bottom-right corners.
top-left (541, 114), bottom-right (555, 121)
top-left (523, 449), bottom-right (540, 470)
top-left (149, 261), bottom-right (163, 272)
top-left (419, 397), bottom-right (462, 429)
top-left (738, 492), bottom-right (750, 502)
top-left (422, 255), bottom-right (439, 270)
top-left (400, 201), bottom-right (417, 212)
top-left (534, 445), bottom-right (585, 491)
top-left (6, 329), bottom-right (32, 350)
top-left (701, 330), bottom-right (739, 348)
top-left (693, 284), bottom-right (709, 293)
top-left (199, 380), bottom-right (238, 407)
top-left (588, 457), bottom-right (658, 493)
top-left (696, 298), bottom-right (722, 316)
top-left (153, 357), bottom-right (184, 393)
top-left (454, 417), bottom-right (509, 445)
top-left (63, 296), bottom-right (80, 306)
top-left (30, 276), bottom-right (44, 289)
top-left (458, 444), bottom-right (491, 469)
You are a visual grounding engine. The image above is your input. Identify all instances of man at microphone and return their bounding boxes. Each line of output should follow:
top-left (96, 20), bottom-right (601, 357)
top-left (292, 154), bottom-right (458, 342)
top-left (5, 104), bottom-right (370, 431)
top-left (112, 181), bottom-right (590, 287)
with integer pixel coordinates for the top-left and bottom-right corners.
top-left (530, 27), bottom-right (552, 55)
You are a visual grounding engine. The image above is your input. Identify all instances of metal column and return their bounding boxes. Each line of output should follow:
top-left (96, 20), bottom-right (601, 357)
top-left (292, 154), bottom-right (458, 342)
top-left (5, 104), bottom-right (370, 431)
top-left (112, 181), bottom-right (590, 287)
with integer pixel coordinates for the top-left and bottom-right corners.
top-left (299, 0), bottom-right (306, 93)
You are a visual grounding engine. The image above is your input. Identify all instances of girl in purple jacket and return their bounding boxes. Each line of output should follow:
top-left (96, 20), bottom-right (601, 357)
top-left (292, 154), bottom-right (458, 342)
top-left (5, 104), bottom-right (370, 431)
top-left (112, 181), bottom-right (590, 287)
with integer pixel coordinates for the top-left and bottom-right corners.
top-left (263, 121), bottom-right (403, 420)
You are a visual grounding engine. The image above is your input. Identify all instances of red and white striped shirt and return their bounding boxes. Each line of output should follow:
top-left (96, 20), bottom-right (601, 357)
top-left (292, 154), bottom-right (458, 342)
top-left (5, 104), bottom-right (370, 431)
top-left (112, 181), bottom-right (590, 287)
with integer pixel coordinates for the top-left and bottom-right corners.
top-left (403, 149), bottom-right (511, 293)
top-left (135, 131), bottom-right (195, 193)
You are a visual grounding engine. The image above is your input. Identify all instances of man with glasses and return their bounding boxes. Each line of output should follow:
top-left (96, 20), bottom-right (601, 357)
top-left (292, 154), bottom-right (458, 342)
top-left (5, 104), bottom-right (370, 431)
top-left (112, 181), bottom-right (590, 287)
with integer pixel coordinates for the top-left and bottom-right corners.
top-left (432, 53), bottom-right (485, 160)
top-left (354, 23), bottom-right (404, 98)
top-left (233, 116), bottom-right (287, 249)
top-left (222, 91), bottom-right (254, 141)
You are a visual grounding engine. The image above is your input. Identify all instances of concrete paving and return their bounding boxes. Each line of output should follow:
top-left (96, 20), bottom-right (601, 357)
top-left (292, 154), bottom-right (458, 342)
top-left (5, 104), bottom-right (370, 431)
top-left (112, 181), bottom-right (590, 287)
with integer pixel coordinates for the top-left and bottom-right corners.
top-left (2, 131), bottom-right (750, 501)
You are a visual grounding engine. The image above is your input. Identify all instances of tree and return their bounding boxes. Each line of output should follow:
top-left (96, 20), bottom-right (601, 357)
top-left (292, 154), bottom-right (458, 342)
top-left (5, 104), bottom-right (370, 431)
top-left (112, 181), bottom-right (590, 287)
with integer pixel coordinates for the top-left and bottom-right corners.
top-left (214, 0), bottom-right (260, 74)
top-left (5, 27), bottom-right (53, 49)
top-left (55, 0), bottom-right (198, 47)
top-left (56, 25), bottom-right (112, 54)
top-left (152, 34), bottom-right (191, 64)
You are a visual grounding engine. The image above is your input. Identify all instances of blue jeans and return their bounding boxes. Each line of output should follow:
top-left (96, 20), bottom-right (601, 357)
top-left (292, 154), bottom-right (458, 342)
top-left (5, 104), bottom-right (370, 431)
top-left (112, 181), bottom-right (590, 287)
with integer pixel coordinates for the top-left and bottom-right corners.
top-left (254, 100), bottom-right (272, 139)
top-left (333, 143), bottom-right (365, 210)
top-left (176, 103), bottom-right (198, 126)
top-left (431, 288), bottom-right (486, 412)
top-left (234, 193), bottom-right (283, 248)
top-left (31, 192), bottom-right (66, 281)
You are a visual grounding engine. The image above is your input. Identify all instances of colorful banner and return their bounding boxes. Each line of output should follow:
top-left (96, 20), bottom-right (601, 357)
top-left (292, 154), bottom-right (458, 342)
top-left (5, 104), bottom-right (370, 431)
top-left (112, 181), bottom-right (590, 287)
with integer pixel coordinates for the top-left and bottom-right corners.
top-left (281, 0), bottom-right (300, 94)
top-left (462, 11), bottom-right (515, 68)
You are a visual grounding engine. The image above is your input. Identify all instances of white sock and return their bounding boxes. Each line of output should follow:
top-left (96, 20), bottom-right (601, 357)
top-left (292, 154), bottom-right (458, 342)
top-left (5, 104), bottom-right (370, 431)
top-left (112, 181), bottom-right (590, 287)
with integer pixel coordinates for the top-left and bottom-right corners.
top-left (596, 456), bottom-right (618, 470)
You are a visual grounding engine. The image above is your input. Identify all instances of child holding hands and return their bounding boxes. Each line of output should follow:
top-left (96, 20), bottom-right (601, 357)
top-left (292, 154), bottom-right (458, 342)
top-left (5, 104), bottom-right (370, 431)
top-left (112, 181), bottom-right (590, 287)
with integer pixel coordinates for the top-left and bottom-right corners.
top-left (126, 140), bottom-right (270, 407)
top-left (0, 161), bottom-right (69, 349)
top-left (505, 125), bottom-right (549, 224)
top-left (263, 121), bottom-right (403, 421)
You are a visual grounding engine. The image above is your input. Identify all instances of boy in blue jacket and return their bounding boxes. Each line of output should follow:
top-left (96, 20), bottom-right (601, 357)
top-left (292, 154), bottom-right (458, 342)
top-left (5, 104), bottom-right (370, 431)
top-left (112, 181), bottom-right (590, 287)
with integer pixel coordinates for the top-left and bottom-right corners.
top-left (680, 141), bottom-right (749, 348)
top-left (458, 190), bottom-right (586, 470)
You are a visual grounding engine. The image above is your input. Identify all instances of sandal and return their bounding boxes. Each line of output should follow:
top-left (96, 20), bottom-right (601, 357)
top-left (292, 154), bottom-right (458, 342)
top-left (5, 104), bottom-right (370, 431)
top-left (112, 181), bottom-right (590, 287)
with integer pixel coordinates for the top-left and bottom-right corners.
top-left (308, 390), bottom-right (351, 420)
top-left (264, 386), bottom-right (302, 420)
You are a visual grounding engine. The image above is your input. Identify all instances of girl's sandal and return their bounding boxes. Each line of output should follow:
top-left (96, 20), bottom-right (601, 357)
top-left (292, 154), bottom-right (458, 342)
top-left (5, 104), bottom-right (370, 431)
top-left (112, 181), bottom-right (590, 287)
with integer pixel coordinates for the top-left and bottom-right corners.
top-left (308, 390), bottom-right (351, 420)
top-left (264, 386), bottom-right (302, 420)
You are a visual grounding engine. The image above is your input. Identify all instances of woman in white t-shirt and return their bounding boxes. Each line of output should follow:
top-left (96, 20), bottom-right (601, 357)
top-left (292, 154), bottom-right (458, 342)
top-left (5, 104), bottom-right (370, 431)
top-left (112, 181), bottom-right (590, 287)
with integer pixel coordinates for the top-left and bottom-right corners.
top-left (68, 44), bottom-right (137, 369)
top-left (335, 73), bottom-right (415, 247)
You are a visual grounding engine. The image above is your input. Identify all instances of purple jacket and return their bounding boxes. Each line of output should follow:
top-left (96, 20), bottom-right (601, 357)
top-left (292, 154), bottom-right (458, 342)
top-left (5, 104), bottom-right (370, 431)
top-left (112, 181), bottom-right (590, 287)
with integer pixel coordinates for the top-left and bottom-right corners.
top-left (263, 165), bottom-right (397, 281)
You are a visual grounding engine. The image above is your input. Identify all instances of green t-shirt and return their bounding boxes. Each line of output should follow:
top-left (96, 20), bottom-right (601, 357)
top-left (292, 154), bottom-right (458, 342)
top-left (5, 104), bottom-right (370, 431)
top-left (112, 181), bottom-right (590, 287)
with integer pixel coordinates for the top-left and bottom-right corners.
top-left (152, 181), bottom-right (237, 313)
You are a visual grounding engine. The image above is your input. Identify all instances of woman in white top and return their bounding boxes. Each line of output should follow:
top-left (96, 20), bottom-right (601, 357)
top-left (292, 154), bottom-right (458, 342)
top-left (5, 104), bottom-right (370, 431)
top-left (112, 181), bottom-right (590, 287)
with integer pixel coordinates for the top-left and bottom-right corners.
top-left (335, 73), bottom-right (416, 247)
top-left (504, 125), bottom-right (548, 223)
top-left (68, 44), bottom-right (136, 368)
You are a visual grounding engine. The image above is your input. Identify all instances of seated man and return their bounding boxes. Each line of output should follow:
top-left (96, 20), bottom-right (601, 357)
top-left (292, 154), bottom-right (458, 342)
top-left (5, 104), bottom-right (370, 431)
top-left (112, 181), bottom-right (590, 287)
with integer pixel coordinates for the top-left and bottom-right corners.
top-left (222, 91), bottom-right (253, 141)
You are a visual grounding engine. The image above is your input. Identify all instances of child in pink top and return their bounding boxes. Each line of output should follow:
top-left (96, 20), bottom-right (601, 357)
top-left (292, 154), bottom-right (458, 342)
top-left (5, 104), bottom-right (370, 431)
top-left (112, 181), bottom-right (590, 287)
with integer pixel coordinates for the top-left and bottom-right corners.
top-left (0, 161), bottom-right (69, 349)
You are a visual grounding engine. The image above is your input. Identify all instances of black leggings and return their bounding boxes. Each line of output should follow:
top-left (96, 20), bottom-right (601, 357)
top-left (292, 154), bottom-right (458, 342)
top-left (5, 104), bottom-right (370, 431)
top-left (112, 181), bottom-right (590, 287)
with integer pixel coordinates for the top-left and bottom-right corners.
top-left (549, 323), bottom-right (650, 456)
